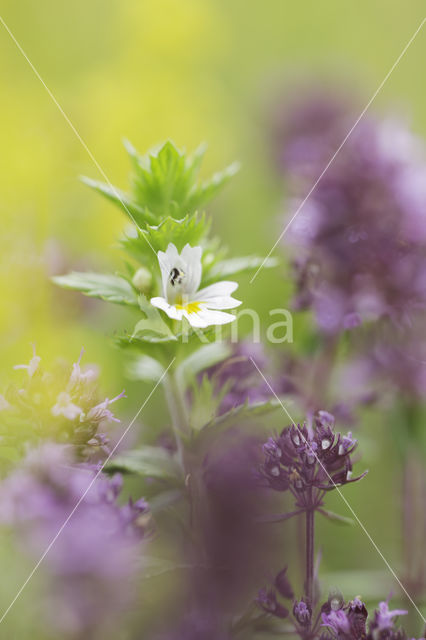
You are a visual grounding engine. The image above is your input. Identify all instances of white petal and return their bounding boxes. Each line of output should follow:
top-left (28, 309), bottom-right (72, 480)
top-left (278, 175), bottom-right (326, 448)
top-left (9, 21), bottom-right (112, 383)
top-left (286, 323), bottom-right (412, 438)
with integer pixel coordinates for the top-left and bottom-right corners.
top-left (150, 296), bottom-right (184, 321)
top-left (157, 244), bottom-right (178, 297)
top-left (196, 281), bottom-right (239, 300)
top-left (194, 281), bottom-right (241, 310)
top-left (195, 308), bottom-right (237, 325)
top-left (182, 309), bottom-right (209, 328)
top-left (181, 244), bottom-right (202, 293)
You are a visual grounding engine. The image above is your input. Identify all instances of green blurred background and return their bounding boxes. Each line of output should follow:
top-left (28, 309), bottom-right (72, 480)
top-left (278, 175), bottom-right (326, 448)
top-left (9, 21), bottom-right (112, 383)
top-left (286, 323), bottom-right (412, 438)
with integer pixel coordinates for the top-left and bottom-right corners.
top-left (0, 0), bottom-right (425, 634)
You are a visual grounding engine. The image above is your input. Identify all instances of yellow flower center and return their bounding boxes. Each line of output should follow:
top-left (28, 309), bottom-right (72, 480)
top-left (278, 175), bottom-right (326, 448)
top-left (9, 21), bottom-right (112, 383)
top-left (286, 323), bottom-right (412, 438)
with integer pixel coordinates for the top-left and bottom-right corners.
top-left (175, 301), bottom-right (202, 314)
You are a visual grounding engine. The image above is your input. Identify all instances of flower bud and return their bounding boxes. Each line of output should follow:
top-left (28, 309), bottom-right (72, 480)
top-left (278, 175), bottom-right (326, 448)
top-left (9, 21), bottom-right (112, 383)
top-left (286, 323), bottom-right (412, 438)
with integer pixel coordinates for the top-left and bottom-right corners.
top-left (293, 599), bottom-right (311, 626)
top-left (274, 567), bottom-right (294, 599)
top-left (132, 267), bottom-right (152, 293)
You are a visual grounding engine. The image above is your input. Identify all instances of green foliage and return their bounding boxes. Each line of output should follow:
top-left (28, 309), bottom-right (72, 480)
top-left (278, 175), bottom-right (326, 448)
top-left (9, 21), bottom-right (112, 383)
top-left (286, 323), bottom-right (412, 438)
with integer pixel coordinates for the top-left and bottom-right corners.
top-left (131, 296), bottom-right (176, 342)
top-left (176, 342), bottom-right (231, 388)
top-left (83, 140), bottom-right (238, 225)
top-left (80, 177), bottom-right (158, 226)
top-left (194, 398), bottom-right (282, 452)
top-left (120, 211), bottom-right (208, 267)
top-left (51, 272), bottom-right (139, 306)
top-left (106, 445), bottom-right (183, 483)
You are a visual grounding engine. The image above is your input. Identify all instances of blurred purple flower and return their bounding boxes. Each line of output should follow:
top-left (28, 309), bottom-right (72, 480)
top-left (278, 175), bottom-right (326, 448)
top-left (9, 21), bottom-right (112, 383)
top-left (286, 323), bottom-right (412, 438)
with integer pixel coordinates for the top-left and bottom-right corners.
top-left (0, 444), bottom-right (148, 638)
top-left (276, 87), bottom-right (426, 332)
top-left (202, 341), bottom-right (273, 414)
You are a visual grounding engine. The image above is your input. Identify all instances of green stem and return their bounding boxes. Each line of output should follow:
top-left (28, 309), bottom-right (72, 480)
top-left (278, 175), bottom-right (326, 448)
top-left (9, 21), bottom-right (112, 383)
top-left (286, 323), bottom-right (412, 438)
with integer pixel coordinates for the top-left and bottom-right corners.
top-left (162, 368), bottom-right (189, 470)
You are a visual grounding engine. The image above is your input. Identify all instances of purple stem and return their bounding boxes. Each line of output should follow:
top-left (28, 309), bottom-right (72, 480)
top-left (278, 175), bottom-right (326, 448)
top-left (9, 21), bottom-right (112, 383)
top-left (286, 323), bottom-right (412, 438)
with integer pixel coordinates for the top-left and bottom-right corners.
top-left (305, 503), bottom-right (315, 609)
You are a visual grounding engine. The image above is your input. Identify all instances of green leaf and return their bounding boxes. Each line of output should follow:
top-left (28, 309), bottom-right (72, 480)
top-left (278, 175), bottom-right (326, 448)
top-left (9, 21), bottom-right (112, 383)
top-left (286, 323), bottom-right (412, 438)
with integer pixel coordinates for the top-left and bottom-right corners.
top-left (131, 295), bottom-right (176, 341)
top-left (176, 342), bottom-right (231, 388)
top-left (205, 255), bottom-right (279, 282)
top-left (120, 212), bottom-right (209, 266)
top-left (189, 375), bottom-right (223, 432)
top-left (186, 161), bottom-right (240, 211)
top-left (195, 398), bottom-right (282, 450)
top-left (80, 176), bottom-right (157, 226)
top-left (318, 509), bottom-right (355, 526)
top-left (106, 445), bottom-right (183, 482)
top-left (126, 140), bottom-right (238, 220)
top-left (52, 272), bottom-right (139, 306)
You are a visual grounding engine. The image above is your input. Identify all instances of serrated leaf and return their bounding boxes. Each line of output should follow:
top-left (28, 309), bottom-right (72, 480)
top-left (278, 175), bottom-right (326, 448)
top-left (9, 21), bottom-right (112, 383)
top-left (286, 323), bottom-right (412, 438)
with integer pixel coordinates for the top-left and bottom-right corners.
top-left (52, 272), bottom-right (139, 306)
top-left (176, 343), bottom-right (232, 388)
top-left (120, 212), bottom-right (208, 266)
top-left (206, 255), bottom-right (279, 282)
top-left (80, 176), bottom-right (157, 226)
top-left (125, 140), bottom-right (238, 220)
top-left (106, 446), bottom-right (183, 482)
top-left (195, 399), bottom-right (282, 450)
top-left (189, 375), bottom-right (221, 431)
top-left (186, 161), bottom-right (240, 211)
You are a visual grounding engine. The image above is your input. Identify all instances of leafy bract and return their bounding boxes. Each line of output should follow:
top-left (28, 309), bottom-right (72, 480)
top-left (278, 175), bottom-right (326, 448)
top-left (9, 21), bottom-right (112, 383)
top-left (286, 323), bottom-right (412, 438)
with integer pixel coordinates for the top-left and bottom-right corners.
top-left (80, 177), bottom-right (157, 226)
top-left (120, 212), bottom-right (208, 267)
top-left (106, 445), bottom-right (182, 483)
top-left (194, 398), bottom-right (282, 452)
top-left (51, 272), bottom-right (139, 306)
top-left (82, 140), bottom-right (239, 225)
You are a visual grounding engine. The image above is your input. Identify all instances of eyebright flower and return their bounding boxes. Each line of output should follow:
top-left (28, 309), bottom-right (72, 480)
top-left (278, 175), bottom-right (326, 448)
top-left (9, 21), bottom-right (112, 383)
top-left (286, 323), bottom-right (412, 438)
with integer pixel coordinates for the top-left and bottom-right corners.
top-left (259, 412), bottom-right (366, 500)
top-left (150, 243), bottom-right (241, 327)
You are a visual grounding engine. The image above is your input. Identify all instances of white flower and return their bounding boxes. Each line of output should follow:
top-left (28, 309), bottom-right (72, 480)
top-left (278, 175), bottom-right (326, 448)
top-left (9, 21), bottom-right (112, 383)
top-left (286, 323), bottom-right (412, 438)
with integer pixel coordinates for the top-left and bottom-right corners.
top-left (150, 243), bottom-right (241, 328)
top-left (51, 392), bottom-right (83, 421)
top-left (13, 345), bottom-right (41, 378)
top-left (68, 348), bottom-right (99, 389)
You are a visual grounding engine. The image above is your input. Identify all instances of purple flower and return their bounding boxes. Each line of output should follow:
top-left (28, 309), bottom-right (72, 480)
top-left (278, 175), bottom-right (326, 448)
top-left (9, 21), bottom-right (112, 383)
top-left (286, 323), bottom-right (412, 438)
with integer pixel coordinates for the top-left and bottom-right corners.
top-left (259, 412), bottom-right (366, 499)
top-left (293, 599), bottom-right (312, 627)
top-left (322, 609), bottom-right (351, 635)
top-left (0, 444), bottom-right (148, 637)
top-left (276, 87), bottom-right (426, 332)
top-left (370, 601), bottom-right (408, 633)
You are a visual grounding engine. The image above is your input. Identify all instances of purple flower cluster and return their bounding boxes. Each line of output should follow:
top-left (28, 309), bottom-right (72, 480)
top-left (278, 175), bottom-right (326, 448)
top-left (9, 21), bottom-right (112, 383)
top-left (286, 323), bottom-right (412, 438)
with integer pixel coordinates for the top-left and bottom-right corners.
top-left (0, 444), bottom-right (148, 638)
top-left (276, 88), bottom-right (426, 333)
top-left (321, 596), bottom-right (409, 640)
top-left (260, 411), bottom-right (366, 500)
top-left (0, 347), bottom-right (125, 457)
top-left (256, 570), bottom-right (414, 640)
